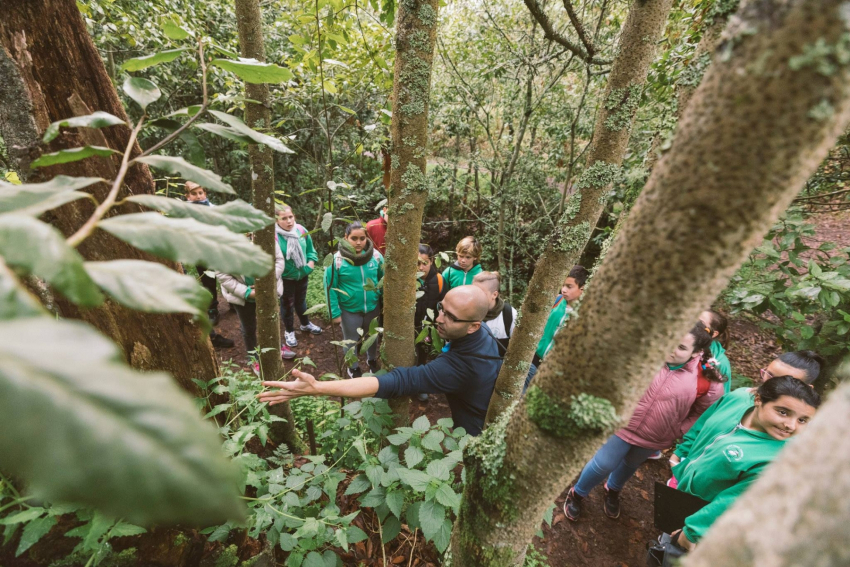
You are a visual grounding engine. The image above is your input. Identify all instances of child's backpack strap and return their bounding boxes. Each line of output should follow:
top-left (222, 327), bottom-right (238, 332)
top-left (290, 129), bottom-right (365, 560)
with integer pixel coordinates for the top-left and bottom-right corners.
top-left (501, 303), bottom-right (513, 337)
top-left (553, 295), bottom-right (564, 308)
top-left (437, 273), bottom-right (444, 294)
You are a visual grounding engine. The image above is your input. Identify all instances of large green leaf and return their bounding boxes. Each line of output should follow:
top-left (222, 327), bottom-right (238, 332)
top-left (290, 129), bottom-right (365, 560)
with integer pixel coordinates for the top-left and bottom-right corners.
top-left (85, 260), bottom-right (212, 326)
top-left (210, 58), bottom-right (294, 84)
top-left (0, 215), bottom-right (103, 307)
top-left (206, 110), bottom-right (294, 154)
top-left (16, 515), bottom-right (57, 557)
top-left (0, 175), bottom-right (101, 215)
top-left (30, 146), bottom-right (118, 169)
top-left (194, 123), bottom-right (255, 145)
top-left (97, 213), bottom-right (273, 277)
top-left (148, 118), bottom-right (206, 167)
top-left (419, 501), bottom-right (446, 544)
top-left (42, 112), bottom-right (127, 144)
top-left (123, 77), bottom-right (161, 110)
top-left (0, 318), bottom-right (245, 525)
top-left (135, 156), bottom-right (235, 195)
top-left (0, 259), bottom-right (47, 320)
top-left (127, 195), bottom-right (273, 233)
top-left (121, 48), bottom-right (190, 72)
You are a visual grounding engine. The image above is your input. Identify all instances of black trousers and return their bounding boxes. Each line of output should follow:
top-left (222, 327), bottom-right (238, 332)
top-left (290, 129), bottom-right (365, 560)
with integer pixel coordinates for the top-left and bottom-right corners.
top-left (232, 302), bottom-right (257, 358)
top-left (196, 265), bottom-right (219, 314)
top-left (280, 276), bottom-right (310, 332)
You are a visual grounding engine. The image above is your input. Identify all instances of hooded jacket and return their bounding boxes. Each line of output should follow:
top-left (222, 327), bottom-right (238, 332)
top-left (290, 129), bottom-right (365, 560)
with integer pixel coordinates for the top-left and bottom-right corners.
top-left (375, 326), bottom-right (502, 435)
top-left (671, 391), bottom-right (788, 543)
top-left (415, 264), bottom-right (447, 330)
top-left (217, 243), bottom-right (285, 306)
top-left (535, 296), bottom-right (571, 361)
top-left (441, 262), bottom-right (482, 288)
top-left (275, 223), bottom-right (318, 281)
top-left (323, 246), bottom-right (384, 319)
top-left (616, 356), bottom-right (724, 450)
top-left (366, 216), bottom-right (387, 255)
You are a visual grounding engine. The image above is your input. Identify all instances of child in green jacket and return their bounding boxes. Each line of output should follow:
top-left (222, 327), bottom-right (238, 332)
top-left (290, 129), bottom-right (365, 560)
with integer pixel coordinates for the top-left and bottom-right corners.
top-left (276, 206), bottom-right (322, 353)
top-left (533, 265), bottom-right (588, 366)
top-left (325, 221), bottom-right (384, 378)
top-left (670, 376), bottom-right (820, 550)
top-left (442, 236), bottom-right (483, 288)
top-left (699, 310), bottom-right (733, 393)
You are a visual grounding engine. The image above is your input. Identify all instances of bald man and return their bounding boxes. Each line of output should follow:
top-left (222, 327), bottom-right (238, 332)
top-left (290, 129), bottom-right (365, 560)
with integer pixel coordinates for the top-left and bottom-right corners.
top-left (260, 286), bottom-right (501, 435)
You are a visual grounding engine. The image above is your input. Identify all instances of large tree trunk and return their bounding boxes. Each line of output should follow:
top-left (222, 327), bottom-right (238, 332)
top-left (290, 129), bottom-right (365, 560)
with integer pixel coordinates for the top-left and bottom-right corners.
top-left (685, 381), bottom-right (850, 566)
top-left (0, 0), bottom-right (217, 395)
top-left (486, 0), bottom-right (674, 424)
top-left (451, 0), bottom-right (850, 563)
top-left (234, 0), bottom-right (305, 452)
top-left (381, 0), bottom-right (439, 424)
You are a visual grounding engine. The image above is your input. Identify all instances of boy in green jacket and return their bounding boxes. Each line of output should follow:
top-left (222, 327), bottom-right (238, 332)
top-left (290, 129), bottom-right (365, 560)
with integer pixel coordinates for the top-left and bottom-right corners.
top-left (442, 236), bottom-right (484, 288)
top-left (276, 206), bottom-right (322, 352)
top-left (532, 265), bottom-right (588, 367)
top-left (669, 376), bottom-right (820, 550)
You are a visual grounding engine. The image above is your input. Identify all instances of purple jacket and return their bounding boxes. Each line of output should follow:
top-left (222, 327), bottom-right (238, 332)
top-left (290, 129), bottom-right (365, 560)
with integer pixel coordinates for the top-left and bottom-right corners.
top-left (616, 357), bottom-right (723, 450)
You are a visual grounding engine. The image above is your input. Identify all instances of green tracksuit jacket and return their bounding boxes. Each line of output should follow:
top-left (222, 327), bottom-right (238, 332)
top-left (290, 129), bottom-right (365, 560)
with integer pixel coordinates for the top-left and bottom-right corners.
top-left (535, 296), bottom-right (571, 360)
top-left (709, 340), bottom-right (733, 394)
top-left (324, 250), bottom-right (384, 319)
top-left (276, 224), bottom-right (318, 281)
top-left (671, 388), bottom-right (787, 543)
top-left (441, 262), bottom-right (482, 288)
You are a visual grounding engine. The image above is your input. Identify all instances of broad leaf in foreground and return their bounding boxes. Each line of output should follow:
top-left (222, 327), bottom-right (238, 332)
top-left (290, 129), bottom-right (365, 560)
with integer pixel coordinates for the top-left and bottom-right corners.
top-left (121, 48), bottom-right (190, 72)
top-left (210, 58), bottom-right (294, 84)
top-left (135, 155), bottom-right (235, 195)
top-left (0, 260), bottom-right (47, 320)
top-left (85, 260), bottom-right (212, 328)
top-left (127, 195), bottom-right (273, 233)
top-left (0, 175), bottom-right (101, 215)
top-left (98, 213), bottom-right (273, 277)
top-left (30, 146), bottom-right (118, 169)
top-left (0, 318), bottom-right (245, 525)
top-left (207, 110), bottom-right (294, 154)
top-left (123, 77), bottom-right (161, 110)
top-left (0, 215), bottom-right (103, 307)
top-left (42, 112), bottom-right (126, 144)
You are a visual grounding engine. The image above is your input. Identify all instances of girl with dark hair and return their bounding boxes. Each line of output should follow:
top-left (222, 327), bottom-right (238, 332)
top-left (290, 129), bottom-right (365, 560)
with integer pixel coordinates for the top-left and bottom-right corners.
top-left (564, 324), bottom-right (725, 522)
top-left (699, 310), bottom-right (733, 393)
top-left (669, 376), bottom-right (820, 551)
top-left (324, 221), bottom-right (385, 378)
top-left (414, 244), bottom-right (448, 367)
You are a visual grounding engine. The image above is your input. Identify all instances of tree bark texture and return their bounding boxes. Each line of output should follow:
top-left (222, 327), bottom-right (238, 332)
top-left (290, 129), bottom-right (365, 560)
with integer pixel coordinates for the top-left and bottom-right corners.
top-left (451, 0), bottom-right (850, 563)
top-left (234, 0), bottom-right (305, 452)
top-left (381, 0), bottom-right (440, 424)
top-left (0, 0), bottom-right (217, 396)
top-left (685, 381), bottom-right (850, 566)
top-left (485, 0), bottom-right (674, 424)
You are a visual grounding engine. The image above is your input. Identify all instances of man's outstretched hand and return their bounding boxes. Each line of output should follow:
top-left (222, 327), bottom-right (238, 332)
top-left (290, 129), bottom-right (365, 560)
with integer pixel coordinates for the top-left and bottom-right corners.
top-left (260, 368), bottom-right (319, 405)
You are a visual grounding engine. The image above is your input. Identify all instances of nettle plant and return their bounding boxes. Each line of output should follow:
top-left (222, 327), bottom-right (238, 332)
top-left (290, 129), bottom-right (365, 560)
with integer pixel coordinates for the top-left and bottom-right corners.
top-left (725, 209), bottom-right (850, 363)
top-left (0, 20), bottom-right (303, 547)
top-left (195, 367), bottom-right (469, 565)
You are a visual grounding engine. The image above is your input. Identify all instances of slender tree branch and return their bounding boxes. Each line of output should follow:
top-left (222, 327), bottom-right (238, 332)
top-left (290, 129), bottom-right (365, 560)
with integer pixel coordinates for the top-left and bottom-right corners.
top-left (521, 0), bottom-right (611, 65)
top-left (562, 0), bottom-right (595, 57)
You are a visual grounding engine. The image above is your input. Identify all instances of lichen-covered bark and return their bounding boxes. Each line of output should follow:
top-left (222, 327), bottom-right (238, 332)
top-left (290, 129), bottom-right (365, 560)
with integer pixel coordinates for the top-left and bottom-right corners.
top-left (453, 0), bottom-right (850, 563)
top-left (234, 0), bottom-right (305, 452)
top-left (684, 382), bottom-right (850, 566)
top-left (381, 0), bottom-right (439, 425)
top-left (486, 0), bottom-right (674, 424)
top-left (0, 0), bottom-right (217, 396)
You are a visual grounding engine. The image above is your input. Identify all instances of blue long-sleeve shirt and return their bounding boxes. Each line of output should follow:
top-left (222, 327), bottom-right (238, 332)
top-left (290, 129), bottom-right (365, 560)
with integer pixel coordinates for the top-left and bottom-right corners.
top-left (375, 327), bottom-right (502, 436)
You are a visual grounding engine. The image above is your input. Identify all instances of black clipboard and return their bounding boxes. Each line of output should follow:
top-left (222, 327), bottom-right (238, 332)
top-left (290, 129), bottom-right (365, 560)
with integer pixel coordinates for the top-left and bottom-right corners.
top-left (653, 481), bottom-right (710, 534)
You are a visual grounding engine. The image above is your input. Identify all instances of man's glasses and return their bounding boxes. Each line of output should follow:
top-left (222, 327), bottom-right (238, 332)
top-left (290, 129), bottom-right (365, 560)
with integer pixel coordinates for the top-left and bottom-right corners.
top-left (436, 301), bottom-right (478, 323)
top-left (759, 367), bottom-right (774, 382)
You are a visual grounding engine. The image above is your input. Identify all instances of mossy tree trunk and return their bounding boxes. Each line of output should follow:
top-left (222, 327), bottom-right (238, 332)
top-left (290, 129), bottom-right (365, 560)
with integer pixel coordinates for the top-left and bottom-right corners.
top-left (685, 381), bottom-right (850, 566)
top-left (0, 0), bottom-right (218, 396)
top-left (485, 0), bottom-right (675, 424)
top-left (234, 0), bottom-right (305, 453)
top-left (452, 0), bottom-right (850, 563)
top-left (381, 0), bottom-right (440, 425)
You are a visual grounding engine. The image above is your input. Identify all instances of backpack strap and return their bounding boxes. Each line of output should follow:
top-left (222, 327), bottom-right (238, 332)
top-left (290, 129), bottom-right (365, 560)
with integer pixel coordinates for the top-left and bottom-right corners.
top-left (553, 295), bottom-right (564, 308)
top-left (436, 273), bottom-right (444, 294)
top-left (501, 302), bottom-right (513, 338)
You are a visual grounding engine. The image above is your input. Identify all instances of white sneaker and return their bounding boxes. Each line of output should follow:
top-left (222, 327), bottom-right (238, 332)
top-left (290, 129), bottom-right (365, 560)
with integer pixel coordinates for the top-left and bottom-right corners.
top-left (300, 322), bottom-right (323, 335)
top-left (285, 331), bottom-right (297, 347)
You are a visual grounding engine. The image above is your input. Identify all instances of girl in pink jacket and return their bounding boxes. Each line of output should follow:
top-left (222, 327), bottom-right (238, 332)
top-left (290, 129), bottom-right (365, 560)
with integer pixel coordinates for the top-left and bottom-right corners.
top-left (564, 323), bottom-right (725, 522)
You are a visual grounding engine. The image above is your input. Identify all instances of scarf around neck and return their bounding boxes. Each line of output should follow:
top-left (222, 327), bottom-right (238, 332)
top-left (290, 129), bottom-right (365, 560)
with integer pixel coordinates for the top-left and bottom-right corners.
top-left (276, 224), bottom-right (307, 269)
top-left (339, 238), bottom-right (374, 266)
top-left (483, 297), bottom-right (505, 322)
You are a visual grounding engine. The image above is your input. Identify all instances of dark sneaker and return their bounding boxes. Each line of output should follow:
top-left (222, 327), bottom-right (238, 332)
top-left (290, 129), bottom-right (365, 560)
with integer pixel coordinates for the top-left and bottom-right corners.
top-left (417, 393), bottom-right (429, 402)
top-left (564, 488), bottom-right (584, 521)
top-left (211, 333), bottom-right (234, 348)
top-left (603, 482), bottom-right (621, 519)
top-left (208, 309), bottom-right (220, 326)
top-left (367, 359), bottom-right (380, 373)
top-left (347, 366), bottom-right (362, 379)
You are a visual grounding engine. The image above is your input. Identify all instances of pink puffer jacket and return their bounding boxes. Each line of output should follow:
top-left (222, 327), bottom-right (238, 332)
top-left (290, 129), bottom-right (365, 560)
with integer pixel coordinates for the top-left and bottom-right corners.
top-left (616, 356), bottom-right (723, 450)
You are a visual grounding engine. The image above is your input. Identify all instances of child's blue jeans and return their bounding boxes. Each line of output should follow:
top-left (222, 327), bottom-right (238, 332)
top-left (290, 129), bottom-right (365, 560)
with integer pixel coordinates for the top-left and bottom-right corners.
top-left (573, 434), bottom-right (657, 497)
